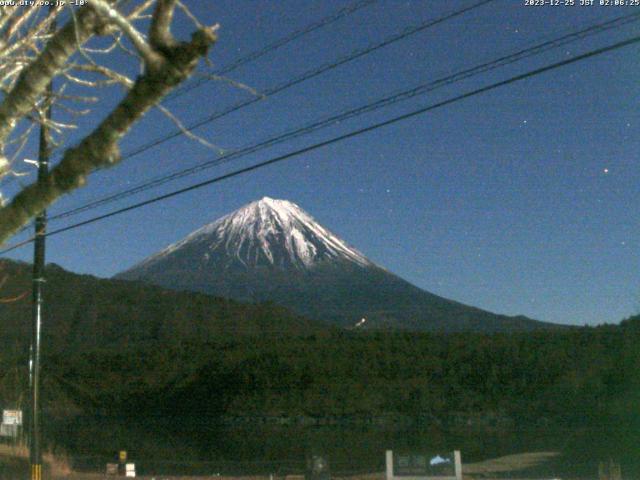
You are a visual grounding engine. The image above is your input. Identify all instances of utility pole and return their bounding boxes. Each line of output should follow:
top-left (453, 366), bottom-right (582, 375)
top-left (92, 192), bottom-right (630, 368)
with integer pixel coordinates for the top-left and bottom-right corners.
top-left (30, 101), bottom-right (51, 480)
top-left (30, 13), bottom-right (54, 480)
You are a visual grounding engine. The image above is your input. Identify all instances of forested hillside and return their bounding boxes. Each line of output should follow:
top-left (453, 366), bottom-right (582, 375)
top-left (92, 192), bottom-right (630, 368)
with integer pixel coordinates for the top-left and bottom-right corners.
top-left (4, 319), bottom-right (637, 428)
top-left (1, 258), bottom-right (638, 430)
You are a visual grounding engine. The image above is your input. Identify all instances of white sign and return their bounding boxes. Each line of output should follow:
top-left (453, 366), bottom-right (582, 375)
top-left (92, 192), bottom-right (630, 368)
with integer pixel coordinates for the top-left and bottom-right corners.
top-left (2, 410), bottom-right (22, 425)
top-left (125, 463), bottom-right (136, 477)
top-left (430, 456), bottom-right (451, 466)
top-left (386, 450), bottom-right (462, 480)
top-left (0, 423), bottom-right (18, 437)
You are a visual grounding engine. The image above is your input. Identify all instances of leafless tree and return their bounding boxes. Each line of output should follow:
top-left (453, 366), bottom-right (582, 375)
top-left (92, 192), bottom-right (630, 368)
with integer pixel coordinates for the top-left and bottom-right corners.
top-left (0, 0), bottom-right (218, 244)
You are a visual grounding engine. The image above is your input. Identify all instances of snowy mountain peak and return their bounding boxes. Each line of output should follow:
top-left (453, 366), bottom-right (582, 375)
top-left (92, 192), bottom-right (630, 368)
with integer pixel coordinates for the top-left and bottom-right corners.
top-left (137, 198), bottom-right (373, 271)
top-left (116, 199), bottom-right (549, 333)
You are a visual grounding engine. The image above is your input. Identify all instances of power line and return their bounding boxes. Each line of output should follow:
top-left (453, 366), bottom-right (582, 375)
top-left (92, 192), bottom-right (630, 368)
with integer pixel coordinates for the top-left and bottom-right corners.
top-left (47, 10), bottom-right (640, 222)
top-left (165, 0), bottom-right (378, 101)
top-left (0, 0), bottom-right (375, 192)
top-left (16, 0), bottom-right (496, 227)
top-left (2, 33), bottom-right (638, 255)
top-left (117, 0), bottom-right (496, 160)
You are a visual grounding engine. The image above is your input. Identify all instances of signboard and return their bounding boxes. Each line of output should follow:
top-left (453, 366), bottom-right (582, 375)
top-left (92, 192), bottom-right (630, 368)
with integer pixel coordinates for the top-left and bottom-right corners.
top-left (393, 452), bottom-right (455, 477)
top-left (386, 450), bottom-right (462, 480)
top-left (125, 463), bottom-right (136, 477)
top-left (2, 410), bottom-right (22, 425)
top-left (119, 450), bottom-right (127, 462)
top-left (105, 463), bottom-right (118, 475)
top-left (0, 423), bottom-right (18, 438)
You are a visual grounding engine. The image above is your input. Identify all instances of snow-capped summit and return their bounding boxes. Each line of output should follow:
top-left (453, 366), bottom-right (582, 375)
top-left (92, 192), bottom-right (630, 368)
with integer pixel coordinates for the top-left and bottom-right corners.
top-left (117, 197), bottom-right (551, 333)
top-left (135, 197), bottom-right (372, 272)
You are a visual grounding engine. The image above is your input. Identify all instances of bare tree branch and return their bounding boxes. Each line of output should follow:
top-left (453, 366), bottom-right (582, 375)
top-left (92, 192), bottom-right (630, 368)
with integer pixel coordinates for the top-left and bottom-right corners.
top-left (150, 0), bottom-right (177, 49)
top-left (127, 0), bottom-right (158, 21)
top-left (87, 0), bottom-right (163, 68)
top-left (156, 103), bottom-right (224, 153)
top-left (0, 6), bottom-right (101, 153)
top-left (0, 8), bottom-right (218, 243)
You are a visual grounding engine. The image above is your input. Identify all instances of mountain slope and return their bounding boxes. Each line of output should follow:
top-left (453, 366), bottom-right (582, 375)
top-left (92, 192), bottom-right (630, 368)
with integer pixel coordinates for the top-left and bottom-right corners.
top-left (0, 258), bottom-right (327, 355)
top-left (117, 197), bottom-right (556, 332)
top-left (129, 197), bottom-right (371, 272)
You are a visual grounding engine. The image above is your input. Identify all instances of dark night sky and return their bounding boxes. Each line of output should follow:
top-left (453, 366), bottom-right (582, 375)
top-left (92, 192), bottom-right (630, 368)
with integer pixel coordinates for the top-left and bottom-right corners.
top-left (2, 0), bottom-right (639, 326)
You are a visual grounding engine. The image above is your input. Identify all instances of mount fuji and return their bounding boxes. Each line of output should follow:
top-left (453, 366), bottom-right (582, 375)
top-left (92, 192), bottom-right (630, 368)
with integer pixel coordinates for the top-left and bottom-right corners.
top-left (116, 197), bottom-right (554, 332)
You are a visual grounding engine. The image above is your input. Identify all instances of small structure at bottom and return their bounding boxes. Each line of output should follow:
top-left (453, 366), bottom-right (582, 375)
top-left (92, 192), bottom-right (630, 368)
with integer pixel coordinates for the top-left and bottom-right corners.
top-left (386, 450), bottom-right (462, 480)
top-left (305, 454), bottom-right (330, 480)
top-left (105, 461), bottom-right (135, 477)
